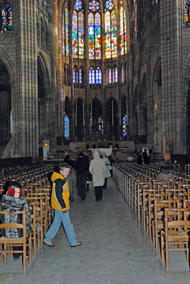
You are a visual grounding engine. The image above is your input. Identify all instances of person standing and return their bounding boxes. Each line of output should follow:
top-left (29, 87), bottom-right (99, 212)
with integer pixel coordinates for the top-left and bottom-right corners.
top-left (43, 163), bottom-right (82, 247)
top-left (142, 148), bottom-right (150, 165)
top-left (102, 154), bottom-right (111, 189)
top-left (89, 151), bottom-right (106, 201)
top-left (75, 152), bottom-right (89, 200)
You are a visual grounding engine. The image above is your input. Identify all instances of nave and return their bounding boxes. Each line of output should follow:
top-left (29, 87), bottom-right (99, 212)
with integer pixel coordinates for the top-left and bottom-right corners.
top-left (0, 177), bottom-right (190, 284)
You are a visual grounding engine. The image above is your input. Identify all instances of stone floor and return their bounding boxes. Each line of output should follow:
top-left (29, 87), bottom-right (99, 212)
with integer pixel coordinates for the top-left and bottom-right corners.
top-left (0, 177), bottom-right (190, 284)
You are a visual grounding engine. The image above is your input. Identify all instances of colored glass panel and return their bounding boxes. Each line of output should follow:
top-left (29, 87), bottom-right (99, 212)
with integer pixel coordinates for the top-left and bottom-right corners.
top-left (122, 114), bottom-right (128, 137)
top-left (96, 67), bottom-right (101, 84)
top-left (120, 1), bottom-right (127, 55)
top-left (113, 66), bottom-right (118, 83)
top-left (88, 13), bottom-right (94, 59)
top-left (133, 0), bottom-right (137, 39)
top-left (64, 115), bottom-right (70, 140)
top-left (72, 1), bottom-right (84, 59)
top-left (65, 8), bottom-right (69, 56)
top-left (105, 0), bottom-right (114, 11)
top-left (62, 14), bottom-right (65, 54)
top-left (1, 4), bottom-right (12, 31)
top-left (109, 68), bottom-right (112, 83)
top-left (74, 0), bottom-right (83, 11)
top-left (78, 12), bottom-right (84, 58)
top-left (105, 11), bottom-right (111, 58)
top-left (72, 11), bottom-right (78, 57)
top-left (89, 0), bottom-right (100, 12)
top-left (185, 2), bottom-right (190, 23)
top-left (120, 6), bottom-right (124, 55)
top-left (79, 69), bottom-right (82, 84)
top-left (73, 69), bottom-right (76, 83)
top-left (95, 13), bottom-right (101, 59)
top-left (111, 10), bottom-right (117, 57)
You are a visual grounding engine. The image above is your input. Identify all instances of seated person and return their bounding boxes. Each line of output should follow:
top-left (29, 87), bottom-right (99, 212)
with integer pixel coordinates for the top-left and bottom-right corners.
top-left (157, 166), bottom-right (174, 181)
top-left (0, 181), bottom-right (31, 261)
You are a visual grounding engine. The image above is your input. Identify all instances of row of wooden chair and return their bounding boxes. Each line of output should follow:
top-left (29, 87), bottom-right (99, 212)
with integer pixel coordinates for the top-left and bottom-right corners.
top-left (113, 163), bottom-right (190, 270)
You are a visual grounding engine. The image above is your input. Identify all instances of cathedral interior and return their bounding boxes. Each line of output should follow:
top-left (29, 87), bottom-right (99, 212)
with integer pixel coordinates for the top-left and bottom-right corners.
top-left (1, 1), bottom-right (190, 281)
top-left (0, 0), bottom-right (190, 163)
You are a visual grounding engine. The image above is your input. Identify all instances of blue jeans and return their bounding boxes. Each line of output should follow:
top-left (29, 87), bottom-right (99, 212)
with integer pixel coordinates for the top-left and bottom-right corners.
top-left (45, 210), bottom-right (77, 245)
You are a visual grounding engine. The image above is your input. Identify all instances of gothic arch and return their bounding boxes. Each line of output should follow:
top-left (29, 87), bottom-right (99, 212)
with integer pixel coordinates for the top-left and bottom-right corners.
top-left (152, 58), bottom-right (162, 152)
top-left (37, 53), bottom-right (50, 143)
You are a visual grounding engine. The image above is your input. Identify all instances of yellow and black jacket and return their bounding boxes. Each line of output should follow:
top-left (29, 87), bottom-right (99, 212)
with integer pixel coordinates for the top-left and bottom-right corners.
top-left (51, 172), bottom-right (70, 211)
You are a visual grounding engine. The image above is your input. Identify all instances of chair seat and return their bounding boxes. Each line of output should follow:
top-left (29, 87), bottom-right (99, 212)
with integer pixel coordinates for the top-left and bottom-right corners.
top-left (0, 236), bottom-right (24, 243)
top-left (168, 230), bottom-right (188, 238)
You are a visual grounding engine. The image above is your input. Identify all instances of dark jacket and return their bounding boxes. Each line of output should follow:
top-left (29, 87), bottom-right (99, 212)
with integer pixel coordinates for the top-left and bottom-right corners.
top-left (75, 156), bottom-right (89, 175)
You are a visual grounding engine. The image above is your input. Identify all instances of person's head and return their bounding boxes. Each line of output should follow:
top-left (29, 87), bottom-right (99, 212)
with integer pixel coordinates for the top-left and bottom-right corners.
top-left (59, 163), bottom-right (71, 178)
top-left (79, 152), bottom-right (83, 158)
top-left (93, 151), bottom-right (100, 159)
top-left (5, 181), bottom-right (23, 198)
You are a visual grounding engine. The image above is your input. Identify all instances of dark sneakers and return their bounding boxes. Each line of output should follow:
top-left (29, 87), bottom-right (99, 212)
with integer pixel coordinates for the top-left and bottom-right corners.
top-left (70, 241), bottom-right (82, 247)
top-left (43, 239), bottom-right (55, 247)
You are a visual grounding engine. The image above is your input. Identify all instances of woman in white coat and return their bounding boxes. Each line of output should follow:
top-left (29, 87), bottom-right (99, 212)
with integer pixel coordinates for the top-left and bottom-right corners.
top-left (89, 151), bottom-right (106, 201)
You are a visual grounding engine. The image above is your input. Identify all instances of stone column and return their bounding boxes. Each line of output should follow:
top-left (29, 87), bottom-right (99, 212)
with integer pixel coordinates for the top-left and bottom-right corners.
top-left (15, 0), bottom-right (38, 157)
top-left (160, 0), bottom-right (186, 154)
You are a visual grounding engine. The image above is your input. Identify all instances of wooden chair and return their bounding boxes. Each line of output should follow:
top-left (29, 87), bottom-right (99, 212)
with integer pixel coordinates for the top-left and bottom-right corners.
top-left (152, 199), bottom-right (183, 252)
top-left (26, 196), bottom-right (43, 247)
top-left (0, 211), bottom-right (32, 272)
top-left (161, 208), bottom-right (190, 270)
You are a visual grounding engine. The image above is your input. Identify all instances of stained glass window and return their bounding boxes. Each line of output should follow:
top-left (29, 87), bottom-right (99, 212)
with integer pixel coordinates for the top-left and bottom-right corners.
top-left (89, 67), bottom-right (95, 84)
top-left (64, 115), bottom-right (70, 140)
top-left (0, 4), bottom-right (12, 31)
top-left (73, 66), bottom-right (78, 84)
top-left (133, 0), bottom-right (137, 40)
top-left (109, 68), bottom-right (112, 83)
top-left (120, 1), bottom-right (127, 55)
top-left (122, 114), bottom-right (128, 137)
top-left (72, 0), bottom-right (84, 58)
top-left (62, 5), bottom-right (69, 56)
top-left (89, 66), bottom-right (102, 85)
top-left (88, 0), bottom-right (101, 60)
top-left (121, 65), bottom-right (125, 83)
top-left (96, 67), bottom-right (102, 84)
top-left (105, 0), bottom-right (117, 59)
top-left (79, 68), bottom-right (83, 85)
top-left (185, 1), bottom-right (190, 24)
top-left (113, 66), bottom-right (118, 83)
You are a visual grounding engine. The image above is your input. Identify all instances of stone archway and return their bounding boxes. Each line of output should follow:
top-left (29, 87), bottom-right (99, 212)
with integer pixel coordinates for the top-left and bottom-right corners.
top-left (37, 55), bottom-right (50, 154)
top-left (153, 59), bottom-right (162, 152)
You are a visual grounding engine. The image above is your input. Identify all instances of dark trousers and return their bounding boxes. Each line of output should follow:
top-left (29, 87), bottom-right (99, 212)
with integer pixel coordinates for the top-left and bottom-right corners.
top-left (94, 186), bottom-right (103, 201)
top-left (77, 174), bottom-right (87, 200)
top-left (13, 245), bottom-right (29, 259)
top-left (103, 178), bottom-right (107, 189)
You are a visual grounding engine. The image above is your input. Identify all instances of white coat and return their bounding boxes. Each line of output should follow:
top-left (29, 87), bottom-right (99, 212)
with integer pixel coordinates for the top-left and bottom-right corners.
top-left (89, 152), bottom-right (106, 187)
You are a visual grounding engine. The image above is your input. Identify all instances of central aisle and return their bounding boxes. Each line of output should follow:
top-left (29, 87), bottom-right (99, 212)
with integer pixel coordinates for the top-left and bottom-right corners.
top-left (0, 177), bottom-right (190, 284)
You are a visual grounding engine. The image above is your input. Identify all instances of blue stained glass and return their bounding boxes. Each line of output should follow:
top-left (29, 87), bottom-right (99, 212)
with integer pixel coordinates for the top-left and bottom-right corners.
top-left (89, 0), bottom-right (100, 12)
top-left (73, 69), bottom-right (76, 83)
top-left (64, 115), bottom-right (70, 139)
top-left (79, 69), bottom-right (82, 84)
top-left (122, 114), bottom-right (128, 137)
top-left (105, 0), bottom-right (114, 11)
top-left (74, 0), bottom-right (83, 11)
top-left (1, 4), bottom-right (12, 31)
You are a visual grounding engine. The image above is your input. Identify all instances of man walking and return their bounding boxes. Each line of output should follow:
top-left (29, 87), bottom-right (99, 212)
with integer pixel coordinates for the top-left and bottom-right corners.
top-left (43, 163), bottom-right (82, 247)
